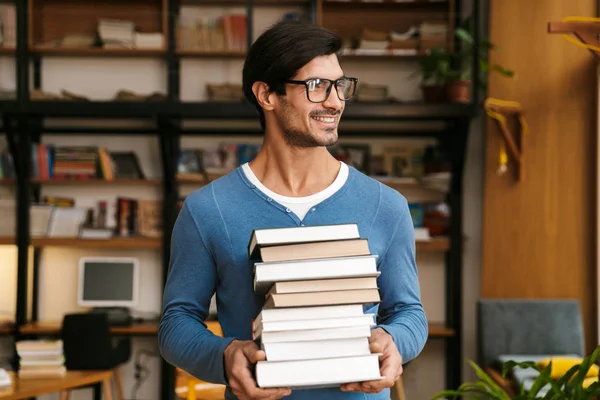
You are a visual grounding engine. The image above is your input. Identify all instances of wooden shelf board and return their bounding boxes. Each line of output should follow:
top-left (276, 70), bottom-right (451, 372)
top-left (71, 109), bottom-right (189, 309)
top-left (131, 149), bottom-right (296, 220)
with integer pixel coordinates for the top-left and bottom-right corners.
top-left (16, 100), bottom-right (474, 120)
top-left (18, 320), bottom-right (450, 337)
top-left (182, 0), bottom-right (309, 4)
top-left (1, 176), bottom-right (444, 193)
top-left (340, 48), bottom-right (427, 59)
top-left (0, 179), bottom-right (161, 186)
top-left (0, 47), bottom-right (14, 55)
top-left (18, 321), bottom-right (159, 335)
top-left (176, 49), bottom-right (246, 58)
top-left (30, 237), bottom-right (161, 248)
top-left (31, 47), bottom-right (166, 57)
top-left (0, 237), bottom-right (15, 245)
top-left (0, 236), bottom-right (447, 251)
top-left (0, 324), bottom-right (15, 335)
top-left (34, 178), bottom-right (161, 185)
top-left (325, 0), bottom-right (447, 3)
top-left (428, 323), bottom-right (454, 337)
top-left (416, 237), bottom-right (450, 252)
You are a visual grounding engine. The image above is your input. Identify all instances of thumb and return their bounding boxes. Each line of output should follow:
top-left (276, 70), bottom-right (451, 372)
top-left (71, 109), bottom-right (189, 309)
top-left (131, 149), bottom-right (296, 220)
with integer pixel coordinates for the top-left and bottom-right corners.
top-left (243, 344), bottom-right (267, 363)
top-left (369, 341), bottom-right (384, 354)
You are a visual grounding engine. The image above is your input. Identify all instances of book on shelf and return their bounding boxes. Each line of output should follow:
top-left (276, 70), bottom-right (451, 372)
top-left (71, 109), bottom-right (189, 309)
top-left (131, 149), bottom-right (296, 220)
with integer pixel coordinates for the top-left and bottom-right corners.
top-left (249, 223), bottom-right (383, 389)
top-left (15, 340), bottom-right (66, 379)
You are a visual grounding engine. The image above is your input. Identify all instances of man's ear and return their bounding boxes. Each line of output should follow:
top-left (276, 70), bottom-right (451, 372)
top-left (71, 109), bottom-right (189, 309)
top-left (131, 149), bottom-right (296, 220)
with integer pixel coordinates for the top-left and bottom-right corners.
top-left (252, 81), bottom-right (276, 112)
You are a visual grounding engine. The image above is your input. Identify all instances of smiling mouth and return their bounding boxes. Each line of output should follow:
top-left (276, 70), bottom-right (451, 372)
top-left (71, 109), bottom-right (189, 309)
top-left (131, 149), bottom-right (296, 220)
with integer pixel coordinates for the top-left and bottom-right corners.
top-left (311, 115), bottom-right (338, 124)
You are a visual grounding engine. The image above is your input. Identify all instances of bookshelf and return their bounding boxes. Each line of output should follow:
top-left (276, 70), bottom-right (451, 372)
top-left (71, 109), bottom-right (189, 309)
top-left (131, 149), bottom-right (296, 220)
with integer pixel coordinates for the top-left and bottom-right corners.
top-left (0, 0), bottom-right (481, 398)
top-left (17, 321), bottom-right (455, 337)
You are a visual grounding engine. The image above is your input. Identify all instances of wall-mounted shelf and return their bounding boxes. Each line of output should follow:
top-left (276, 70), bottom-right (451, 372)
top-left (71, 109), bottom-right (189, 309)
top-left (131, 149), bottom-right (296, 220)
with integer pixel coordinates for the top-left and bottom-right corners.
top-left (0, 237), bottom-right (15, 245)
top-left (548, 19), bottom-right (600, 58)
top-left (484, 98), bottom-right (527, 181)
top-left (29, 237), bottom-right (162, 248)
top-left (30, 47), bottom-right (167, 57)
top-left (1, 100), bottom-right (476, 120)
top-left (176, 50), bottom-right (246, 58)
top-left (0, 178), bottom-right (163, 186)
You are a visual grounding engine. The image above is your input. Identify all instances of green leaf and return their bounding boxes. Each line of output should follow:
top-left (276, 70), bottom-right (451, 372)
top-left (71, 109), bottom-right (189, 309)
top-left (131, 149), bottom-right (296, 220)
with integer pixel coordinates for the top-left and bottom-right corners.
top-left (491, 64), bottom-right (515, 77)
top-left (455, 27), bottom-right (473, 45)
top-left (468, 361), bottom-right (511, 399)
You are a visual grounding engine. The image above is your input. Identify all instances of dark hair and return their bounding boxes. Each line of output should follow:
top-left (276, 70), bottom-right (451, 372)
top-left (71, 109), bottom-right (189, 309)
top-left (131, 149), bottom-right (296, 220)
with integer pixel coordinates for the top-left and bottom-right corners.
top-left (242, 20), bottom-right (343, 129)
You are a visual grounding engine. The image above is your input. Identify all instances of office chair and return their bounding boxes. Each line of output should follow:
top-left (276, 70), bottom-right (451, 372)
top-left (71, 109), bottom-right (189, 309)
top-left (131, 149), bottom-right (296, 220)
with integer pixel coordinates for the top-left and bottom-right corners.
top-left (61, 312), bottom-right (131, 400)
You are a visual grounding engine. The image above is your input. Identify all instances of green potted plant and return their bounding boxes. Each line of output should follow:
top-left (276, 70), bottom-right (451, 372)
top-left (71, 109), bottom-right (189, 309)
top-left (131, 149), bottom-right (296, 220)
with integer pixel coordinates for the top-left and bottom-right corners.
top-left (417, 46), bottom-right (452, 103)
top-left (416, 16), bottom-right (514, 104)
top-left (445, 17), bottom-right (515, 103)
top-left (430, 345), bottom-right (600, 399)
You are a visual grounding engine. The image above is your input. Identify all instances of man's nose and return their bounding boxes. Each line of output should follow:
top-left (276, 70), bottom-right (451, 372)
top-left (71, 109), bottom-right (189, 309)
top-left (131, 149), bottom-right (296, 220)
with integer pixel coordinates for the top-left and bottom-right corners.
top-left (322, 87), bottom-right (343, 110)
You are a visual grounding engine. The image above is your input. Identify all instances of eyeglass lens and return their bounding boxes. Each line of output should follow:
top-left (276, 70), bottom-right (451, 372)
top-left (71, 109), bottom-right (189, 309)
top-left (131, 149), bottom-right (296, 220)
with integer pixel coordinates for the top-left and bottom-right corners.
top-left (306, 78), bottom-right (356, 102)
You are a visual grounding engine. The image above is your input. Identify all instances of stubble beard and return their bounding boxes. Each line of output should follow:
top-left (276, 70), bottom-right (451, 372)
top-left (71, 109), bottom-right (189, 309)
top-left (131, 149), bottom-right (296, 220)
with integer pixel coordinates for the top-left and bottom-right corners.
top-left (277, 99), bottom-right (340, 148)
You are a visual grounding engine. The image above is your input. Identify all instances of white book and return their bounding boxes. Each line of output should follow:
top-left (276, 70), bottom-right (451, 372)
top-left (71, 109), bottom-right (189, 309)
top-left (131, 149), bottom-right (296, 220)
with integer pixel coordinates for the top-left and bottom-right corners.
top-left (263, 337), bottom-right (371, 361)
top-left (260, 325), bottom-right (372, 344)
top-left (254, 255), bottom-right (378, 294)
top-left (248, 223), bottom-right (359, 258)
top-left (255, 304), bottom-right (365, 325)
top-left (254, 314), bottom-right (375, 339)
top-left (256, 354), bottom-right (382, 388)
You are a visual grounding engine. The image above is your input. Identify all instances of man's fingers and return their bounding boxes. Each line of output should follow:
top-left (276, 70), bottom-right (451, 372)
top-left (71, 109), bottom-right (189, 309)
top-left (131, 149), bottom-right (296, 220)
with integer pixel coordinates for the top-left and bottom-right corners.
top-left (369, 341), bottom-right (384, 354)
top-left (340, 382), bottom-right (363, 392)
top-left (245, 385), bottom-right (291, 399)
top-left (360, 375), bottom-right (395, 393)
top-left (241, 343), bottom-right (267, 364)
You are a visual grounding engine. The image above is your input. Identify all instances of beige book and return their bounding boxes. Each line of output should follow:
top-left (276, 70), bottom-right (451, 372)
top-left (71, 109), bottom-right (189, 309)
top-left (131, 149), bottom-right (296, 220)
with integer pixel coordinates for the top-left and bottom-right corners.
top-left (263, 288), bottom-right (380, 309)
top-left (259, 238), bottom-right (370, 262)
top-left (267, 276), bottom-right (378, 295)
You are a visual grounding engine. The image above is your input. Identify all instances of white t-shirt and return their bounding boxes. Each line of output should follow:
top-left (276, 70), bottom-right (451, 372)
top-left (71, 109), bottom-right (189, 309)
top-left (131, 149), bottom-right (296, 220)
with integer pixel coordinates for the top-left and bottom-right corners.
top-left (241, 161), bottom-right (349, 220)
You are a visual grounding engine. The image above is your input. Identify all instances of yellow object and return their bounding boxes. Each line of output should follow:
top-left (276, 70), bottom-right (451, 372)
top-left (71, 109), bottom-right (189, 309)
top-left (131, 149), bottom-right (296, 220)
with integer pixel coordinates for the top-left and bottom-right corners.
top-left (583, 376), bottom-right (598, 388)
top-left (484, 98), bottom-right (529, 137)
top-left (499, 143), bottom-right (508, 164)
top-left (559, 16), bottom-right (600, 52)
top-left (484, 98), bottom-right (528, 180)
top-left (537, 357), bottom-right (600, 379)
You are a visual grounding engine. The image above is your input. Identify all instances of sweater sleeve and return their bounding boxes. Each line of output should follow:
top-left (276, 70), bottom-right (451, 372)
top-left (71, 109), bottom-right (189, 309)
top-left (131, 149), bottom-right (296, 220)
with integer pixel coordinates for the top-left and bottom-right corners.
top-left (375, 197), bottom-right (428, 363)
top-left (158, 200), bottom-right (235, 384)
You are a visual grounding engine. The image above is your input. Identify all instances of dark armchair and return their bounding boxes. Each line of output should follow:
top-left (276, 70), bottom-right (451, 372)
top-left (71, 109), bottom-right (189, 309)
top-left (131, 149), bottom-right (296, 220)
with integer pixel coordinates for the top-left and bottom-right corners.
top-left (477, 298), bottom-right (585, 395)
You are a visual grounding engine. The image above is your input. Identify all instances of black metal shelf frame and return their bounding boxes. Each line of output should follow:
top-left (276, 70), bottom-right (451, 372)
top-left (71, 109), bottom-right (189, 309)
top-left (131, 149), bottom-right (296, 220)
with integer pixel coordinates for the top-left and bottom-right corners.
top-left (0, 0), bottom-right (481, 399)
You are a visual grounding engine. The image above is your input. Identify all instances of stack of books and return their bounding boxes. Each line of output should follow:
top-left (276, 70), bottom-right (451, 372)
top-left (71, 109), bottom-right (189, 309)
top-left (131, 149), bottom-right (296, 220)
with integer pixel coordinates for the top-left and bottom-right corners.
top-left (16, 340), bottom-right (66, 379)
top-left (248, 223), bottom-right (383, 389)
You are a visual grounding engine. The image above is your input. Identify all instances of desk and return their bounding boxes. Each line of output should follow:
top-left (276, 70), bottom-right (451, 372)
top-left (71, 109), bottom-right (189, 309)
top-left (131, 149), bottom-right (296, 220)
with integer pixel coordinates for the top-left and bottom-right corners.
top-left (19, 321), bottom-right (450, 337)
top-left (19, 320), bottom-right (223, 336)
top-left (0, 370), bottom-right (113, 400)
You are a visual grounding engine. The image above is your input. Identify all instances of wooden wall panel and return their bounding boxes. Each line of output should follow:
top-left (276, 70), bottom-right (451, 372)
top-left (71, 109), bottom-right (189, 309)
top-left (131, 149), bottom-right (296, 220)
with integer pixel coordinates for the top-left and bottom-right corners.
top-left (482, 0), bottom-right (597, 352)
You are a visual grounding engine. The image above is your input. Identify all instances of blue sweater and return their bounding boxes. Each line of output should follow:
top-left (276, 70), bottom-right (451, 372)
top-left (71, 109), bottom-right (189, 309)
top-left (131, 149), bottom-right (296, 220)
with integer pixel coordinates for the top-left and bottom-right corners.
top-left (158, 165), bottom-right (428, 400)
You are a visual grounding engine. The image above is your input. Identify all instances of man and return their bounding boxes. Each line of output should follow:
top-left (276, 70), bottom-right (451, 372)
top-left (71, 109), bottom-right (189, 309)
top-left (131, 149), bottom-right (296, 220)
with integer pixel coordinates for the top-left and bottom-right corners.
top-left (158, 20), bottom-right (428, 400)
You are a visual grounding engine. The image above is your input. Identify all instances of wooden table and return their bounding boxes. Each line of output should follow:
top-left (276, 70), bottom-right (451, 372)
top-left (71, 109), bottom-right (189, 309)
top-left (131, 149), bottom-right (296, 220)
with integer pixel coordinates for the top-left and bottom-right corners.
top-left (0, 370), bottom-right (113, 400)
top-left (18, 320), bottom-right (223, 336)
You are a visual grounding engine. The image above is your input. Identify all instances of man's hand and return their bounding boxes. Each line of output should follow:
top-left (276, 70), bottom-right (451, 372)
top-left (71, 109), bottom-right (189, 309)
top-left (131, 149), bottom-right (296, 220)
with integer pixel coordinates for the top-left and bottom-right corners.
top-left (340, 327), bottom-right (403, 394)
top-left (223, 340), bottom-right (292, 400)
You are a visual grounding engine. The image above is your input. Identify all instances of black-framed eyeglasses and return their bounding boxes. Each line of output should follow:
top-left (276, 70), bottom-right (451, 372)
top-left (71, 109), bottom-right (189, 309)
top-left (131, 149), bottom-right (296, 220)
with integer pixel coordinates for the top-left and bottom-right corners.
top-left (285, 77), bottom-right (358, 103)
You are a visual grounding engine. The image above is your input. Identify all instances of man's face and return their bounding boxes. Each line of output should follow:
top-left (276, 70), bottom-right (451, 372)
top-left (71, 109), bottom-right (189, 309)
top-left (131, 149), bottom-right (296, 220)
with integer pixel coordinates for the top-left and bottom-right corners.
top-left (273, 54), bottom-right (347, 148)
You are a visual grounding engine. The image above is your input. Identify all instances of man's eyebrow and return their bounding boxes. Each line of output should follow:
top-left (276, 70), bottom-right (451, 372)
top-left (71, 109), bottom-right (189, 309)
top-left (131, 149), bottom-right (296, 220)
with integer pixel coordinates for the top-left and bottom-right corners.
top-left (300, 75), bottom-right (347, 81)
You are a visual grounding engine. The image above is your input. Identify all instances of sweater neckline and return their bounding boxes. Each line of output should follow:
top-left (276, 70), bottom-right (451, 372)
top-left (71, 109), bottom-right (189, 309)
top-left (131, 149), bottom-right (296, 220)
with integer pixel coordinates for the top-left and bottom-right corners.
top-left (235, 163), bottom-right (355, 214)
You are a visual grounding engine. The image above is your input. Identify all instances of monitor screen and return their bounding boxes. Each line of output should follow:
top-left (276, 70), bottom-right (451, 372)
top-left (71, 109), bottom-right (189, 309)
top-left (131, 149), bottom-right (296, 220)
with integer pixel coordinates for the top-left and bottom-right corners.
top-left (78, 257), bottom-right (139, 307)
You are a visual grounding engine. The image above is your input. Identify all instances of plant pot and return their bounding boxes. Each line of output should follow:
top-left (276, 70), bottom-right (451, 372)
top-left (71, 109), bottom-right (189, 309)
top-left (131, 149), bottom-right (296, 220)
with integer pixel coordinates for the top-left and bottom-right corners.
top-left (446, 80), bottom-right (471, 103)
top-left (421, 85), bottom-right (447, 103)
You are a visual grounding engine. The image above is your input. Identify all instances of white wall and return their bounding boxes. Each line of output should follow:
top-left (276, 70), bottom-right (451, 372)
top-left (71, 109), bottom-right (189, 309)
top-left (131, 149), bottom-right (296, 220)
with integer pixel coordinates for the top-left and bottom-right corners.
top-left (0, 4), bottom-right (484, 400)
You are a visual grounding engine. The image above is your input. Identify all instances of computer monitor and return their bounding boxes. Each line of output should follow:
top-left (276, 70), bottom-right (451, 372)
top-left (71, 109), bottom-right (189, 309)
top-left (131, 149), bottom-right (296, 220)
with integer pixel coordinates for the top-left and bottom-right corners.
top-left (77, 257), bottom-right (139, 308)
